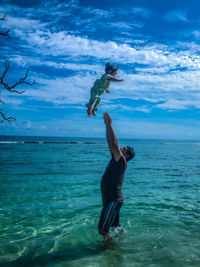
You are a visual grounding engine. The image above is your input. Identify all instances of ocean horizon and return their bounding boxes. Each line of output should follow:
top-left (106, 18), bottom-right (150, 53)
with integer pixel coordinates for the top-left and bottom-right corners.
top-left (1, 135), bottom-right (200, 143)
top-left (1, 135), bottom-right (200, 266)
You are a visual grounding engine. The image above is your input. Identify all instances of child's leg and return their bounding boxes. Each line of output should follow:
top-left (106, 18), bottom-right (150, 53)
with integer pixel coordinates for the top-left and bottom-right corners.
top-left (86, 89), bottom-right (99, 110)
top-left (93, 97), bottom-right (101, 111)
top-left (91, 97), bottom-right (100, 116)
top-left (86, 108), bottom-right (92, 117)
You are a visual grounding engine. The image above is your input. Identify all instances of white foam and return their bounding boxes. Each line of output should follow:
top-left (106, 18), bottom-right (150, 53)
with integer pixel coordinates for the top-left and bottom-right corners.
top-left (0, 141), bottom-right (19, 143)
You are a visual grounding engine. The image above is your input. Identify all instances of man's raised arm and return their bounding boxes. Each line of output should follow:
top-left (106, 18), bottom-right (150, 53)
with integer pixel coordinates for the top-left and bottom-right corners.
top-left (103, 112), bottom-right (122, 162)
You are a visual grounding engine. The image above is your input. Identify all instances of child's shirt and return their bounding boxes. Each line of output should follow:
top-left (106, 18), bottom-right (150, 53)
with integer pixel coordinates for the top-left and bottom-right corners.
top-left (91, 73), bottom-right (113, 96)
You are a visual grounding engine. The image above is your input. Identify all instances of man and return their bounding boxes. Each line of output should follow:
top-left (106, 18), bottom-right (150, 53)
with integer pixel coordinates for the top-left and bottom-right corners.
top-left (98, 112), bottom-right (135, 239)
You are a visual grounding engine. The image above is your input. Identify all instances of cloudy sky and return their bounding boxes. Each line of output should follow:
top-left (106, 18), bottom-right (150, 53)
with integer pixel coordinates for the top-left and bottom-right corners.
top-left (1, 0), bottom-right (200, 139)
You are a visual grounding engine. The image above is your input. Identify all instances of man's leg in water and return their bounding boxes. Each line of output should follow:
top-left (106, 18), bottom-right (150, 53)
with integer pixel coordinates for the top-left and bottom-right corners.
top-left (111, 214), bottom-right (120, 227)
top-left (111, 202), bottom-right (123, 228)
top-left (98, 201), bottom-right (123, 238)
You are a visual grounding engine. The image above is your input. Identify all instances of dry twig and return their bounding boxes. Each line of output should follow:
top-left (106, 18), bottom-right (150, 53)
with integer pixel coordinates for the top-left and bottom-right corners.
top-left (0, 14), bottom-right (35, 123)
top-left (0, 14), bottom-right (10, 37)
top-left (0, 60), bottom-right (36, 93)
top-left (0, 111), bottom-right (16, 123)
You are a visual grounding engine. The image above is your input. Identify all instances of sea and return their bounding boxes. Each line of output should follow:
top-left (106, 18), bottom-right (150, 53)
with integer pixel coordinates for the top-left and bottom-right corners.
top-left (0, 136), bottom-right (200, 267)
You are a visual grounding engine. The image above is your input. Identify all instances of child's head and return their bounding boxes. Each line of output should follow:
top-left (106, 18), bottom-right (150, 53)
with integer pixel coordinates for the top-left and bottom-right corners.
top-left (105, 62), bottom-right (118, 76)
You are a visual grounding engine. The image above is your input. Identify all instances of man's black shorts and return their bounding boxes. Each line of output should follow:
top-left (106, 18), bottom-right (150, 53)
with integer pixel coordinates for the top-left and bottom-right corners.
top-left (98, 201), bottom-right (123, 234)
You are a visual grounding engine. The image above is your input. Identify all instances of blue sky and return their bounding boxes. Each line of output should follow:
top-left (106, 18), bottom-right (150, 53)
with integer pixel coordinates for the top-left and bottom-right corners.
top-left (1, 0), bottom-right (200, 139)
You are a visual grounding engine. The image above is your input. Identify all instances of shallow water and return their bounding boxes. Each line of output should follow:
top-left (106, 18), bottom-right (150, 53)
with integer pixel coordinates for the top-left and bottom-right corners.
top-left (0, 137), bottom-right (200, 266)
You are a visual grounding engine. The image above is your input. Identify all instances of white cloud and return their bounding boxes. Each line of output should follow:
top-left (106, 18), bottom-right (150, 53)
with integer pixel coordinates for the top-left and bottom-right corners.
top-left (10, 54), bottom-right (104, 72)
top-left (82, 6), bottom-right (112, 19)
top-left (10, 24), bottom-right (200, 73)
top-left (22, 72), bottom-right (94, 105)
top-left (2, 2), bottom-right (200, 114)
top-left (0, 95), bottom-right (24, 106)
top-left (155, 99), bottom-right (200, 110)
top-left (8, 29), bottom-right (175, 66)
top-left (1, 16), bottom-right (46, 30)
top-left (3, 58), bottom-right (200, 112)
top-left (101, 103), bottom-right (135, 112)
top-left (131, 7), bottom-right (151, 18)
top-left (109, 22), bottom-right (137, 30)
top-left (192, 31), bottom-right (200, 40)
top-left (164, 10), bottom-right (187, 23)
top-left (3, 66), bottom-right (197, 115)
top-left (116, 7), bottom-right (151, 19)
top-left (133, 107), bottom-right (151, 113)
top-left (3, 7), bottom-right (200, 72)
top-left (101, 104), bottom-right (151, 113)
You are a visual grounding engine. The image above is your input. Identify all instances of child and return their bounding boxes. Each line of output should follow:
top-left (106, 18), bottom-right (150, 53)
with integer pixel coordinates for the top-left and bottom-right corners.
top-left (86, 62), bottom-right (124, 117)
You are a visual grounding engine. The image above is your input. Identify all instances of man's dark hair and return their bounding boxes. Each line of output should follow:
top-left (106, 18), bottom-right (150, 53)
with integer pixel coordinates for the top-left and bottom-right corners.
top-left (123, 146), bottom-right (135, 162)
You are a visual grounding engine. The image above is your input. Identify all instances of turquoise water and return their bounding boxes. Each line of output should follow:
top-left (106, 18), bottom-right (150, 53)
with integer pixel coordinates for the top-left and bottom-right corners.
top-left (0, 136), bottom-right (200, 266)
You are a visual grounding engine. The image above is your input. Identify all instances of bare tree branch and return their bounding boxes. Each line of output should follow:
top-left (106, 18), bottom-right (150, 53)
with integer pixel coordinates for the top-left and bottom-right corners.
top-left (0, 60), bottom-right (36, 94)
top-left (0, 111), bottom-right (16, 123)
top-left (0, 14), bottom-right (35, 123)
top-left (0, 14), bottom-right (10, 37)
top-left (0, 15), bottom-right (7, 20)
top-left (0, 29), bottom-right (10, 37)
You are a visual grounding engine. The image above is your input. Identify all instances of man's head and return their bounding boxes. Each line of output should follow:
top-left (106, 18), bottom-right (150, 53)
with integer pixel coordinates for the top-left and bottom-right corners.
top-left (121, 146), bottom-right (135, 162)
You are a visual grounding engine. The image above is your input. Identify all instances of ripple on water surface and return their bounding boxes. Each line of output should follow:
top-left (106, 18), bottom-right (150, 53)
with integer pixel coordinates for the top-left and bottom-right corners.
top-left (0, 140), bottom-right (200, 266)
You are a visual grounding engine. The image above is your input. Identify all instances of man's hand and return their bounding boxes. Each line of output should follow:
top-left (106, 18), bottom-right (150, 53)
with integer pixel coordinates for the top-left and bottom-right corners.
top-left (103, 112), bottom-right (112, 125)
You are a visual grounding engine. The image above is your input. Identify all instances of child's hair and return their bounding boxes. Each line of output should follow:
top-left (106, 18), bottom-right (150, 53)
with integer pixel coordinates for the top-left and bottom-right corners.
top-left (105, 62), bottom-right (118, 75)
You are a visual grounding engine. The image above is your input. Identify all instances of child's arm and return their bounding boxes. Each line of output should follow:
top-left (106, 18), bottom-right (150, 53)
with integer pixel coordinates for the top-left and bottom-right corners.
top-left (107, 77), bottom-right (124, 82)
